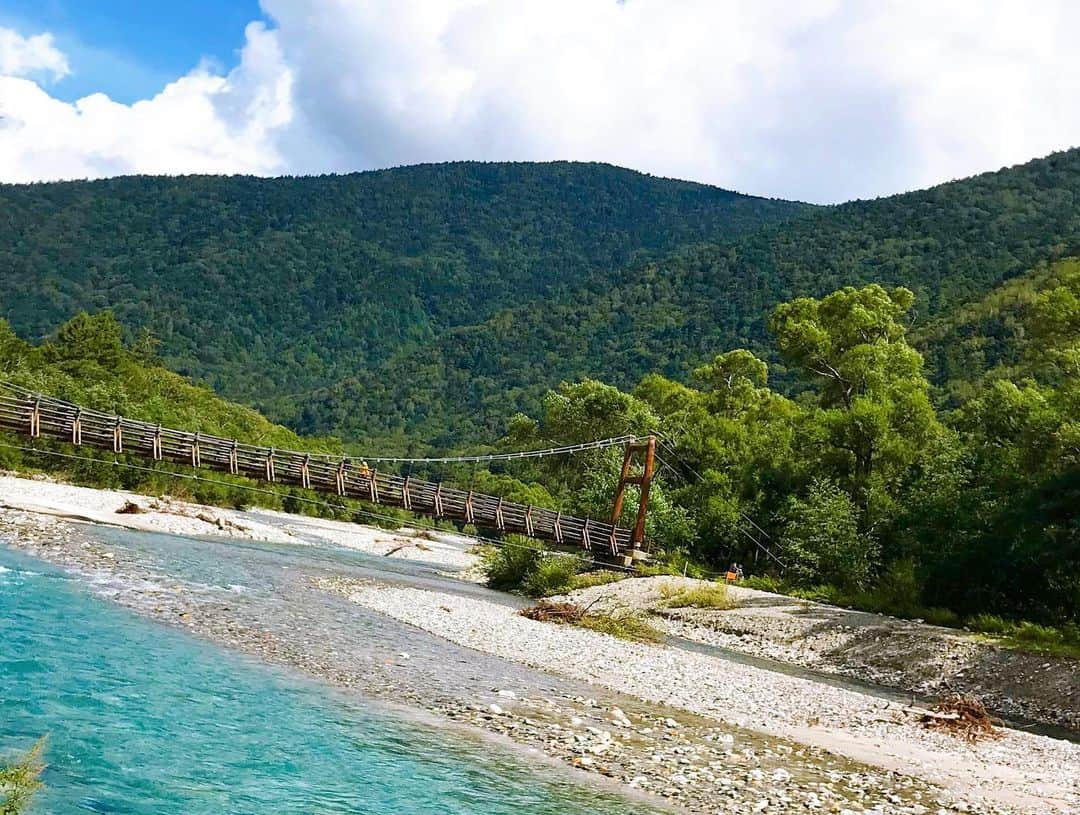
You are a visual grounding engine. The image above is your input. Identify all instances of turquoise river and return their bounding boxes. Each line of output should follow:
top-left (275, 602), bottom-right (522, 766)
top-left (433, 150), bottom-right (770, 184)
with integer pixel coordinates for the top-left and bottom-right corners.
top-left (0, 545), bottom-right (661, 814)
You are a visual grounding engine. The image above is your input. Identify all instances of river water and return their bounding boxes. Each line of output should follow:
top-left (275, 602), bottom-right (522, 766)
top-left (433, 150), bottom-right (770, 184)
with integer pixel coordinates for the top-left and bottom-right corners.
top-left (0, 544), bottom-right (662, 814)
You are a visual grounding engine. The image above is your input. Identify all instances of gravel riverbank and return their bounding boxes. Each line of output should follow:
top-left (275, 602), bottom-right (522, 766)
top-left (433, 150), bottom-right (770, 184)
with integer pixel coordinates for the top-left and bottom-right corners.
top-left (0, 473), bottom-right (476, 568)
top-left (562, 576), bottom-right (1080, 731)
top-left (324, 578), bottom-right (1080, 815)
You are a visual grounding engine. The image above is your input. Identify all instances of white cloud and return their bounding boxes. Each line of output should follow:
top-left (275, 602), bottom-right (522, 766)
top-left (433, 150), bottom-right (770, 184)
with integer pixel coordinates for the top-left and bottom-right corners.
top-left (1, 3), bottom-right (1079, 201)
top-left (0, 27), bottom-right (69, 81)
top-left (0, 23), bottom-right (291, 183)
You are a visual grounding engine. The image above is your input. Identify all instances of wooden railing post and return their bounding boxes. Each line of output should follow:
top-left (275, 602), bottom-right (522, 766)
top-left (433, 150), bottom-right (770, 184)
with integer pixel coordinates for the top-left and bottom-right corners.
top-left (29, 397), bottom-right (41, 438)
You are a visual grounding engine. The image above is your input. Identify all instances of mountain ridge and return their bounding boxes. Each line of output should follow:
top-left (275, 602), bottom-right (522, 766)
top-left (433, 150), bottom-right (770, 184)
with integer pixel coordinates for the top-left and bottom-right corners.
top-left (2, 150), bottom-right (1079, 446)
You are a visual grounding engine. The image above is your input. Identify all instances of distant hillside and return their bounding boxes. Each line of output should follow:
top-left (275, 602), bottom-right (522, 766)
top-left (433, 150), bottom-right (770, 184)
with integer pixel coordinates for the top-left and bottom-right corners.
top-left (0, 162), bottom-right (804, 445)
top-left (293, 150), bottom-right (1080, 444)
top-left (913, 257), bottom-right (1080, 403)
top-left (2, 152), bottom-right (1079, 447)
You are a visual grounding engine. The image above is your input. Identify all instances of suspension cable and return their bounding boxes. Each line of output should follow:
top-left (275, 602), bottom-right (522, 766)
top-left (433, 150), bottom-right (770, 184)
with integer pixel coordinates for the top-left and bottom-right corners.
top-left (342, 435), bottom-right (638, 465)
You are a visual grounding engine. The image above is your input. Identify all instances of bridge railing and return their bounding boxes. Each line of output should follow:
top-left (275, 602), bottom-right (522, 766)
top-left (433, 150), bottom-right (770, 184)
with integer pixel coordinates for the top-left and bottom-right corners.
top-left (0, 383), bottom-right (634, 557)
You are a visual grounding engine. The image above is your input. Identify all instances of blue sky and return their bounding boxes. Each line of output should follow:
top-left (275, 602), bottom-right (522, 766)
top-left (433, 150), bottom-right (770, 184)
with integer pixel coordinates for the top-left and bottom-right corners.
top-left (0, 0), bottom-right (262, 102)
top-left (0, 1), bottom-right (1078, 202)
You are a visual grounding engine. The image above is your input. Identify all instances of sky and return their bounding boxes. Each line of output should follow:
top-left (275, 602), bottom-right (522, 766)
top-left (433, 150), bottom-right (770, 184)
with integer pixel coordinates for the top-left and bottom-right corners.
top-left (0, 0), bottom-right (1078, 203)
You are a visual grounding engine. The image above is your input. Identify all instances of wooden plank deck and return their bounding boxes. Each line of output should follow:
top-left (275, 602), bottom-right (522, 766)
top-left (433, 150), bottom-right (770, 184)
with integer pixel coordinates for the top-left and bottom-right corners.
top-left (0, 385), bottom-right (634, 558)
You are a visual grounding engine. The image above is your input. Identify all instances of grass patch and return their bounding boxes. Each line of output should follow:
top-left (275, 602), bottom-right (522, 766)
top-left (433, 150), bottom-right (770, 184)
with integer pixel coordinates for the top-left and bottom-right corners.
top-left (967, 617), bottom-right (1080, 658)
top-left (566, 569), bottom-right (627, 592)
top-left (520, 601), bottom-right (662, 643)
top-left (658, 582), bottom-right (736, 610)
top-left (574, 611), bottom-right (663, 643)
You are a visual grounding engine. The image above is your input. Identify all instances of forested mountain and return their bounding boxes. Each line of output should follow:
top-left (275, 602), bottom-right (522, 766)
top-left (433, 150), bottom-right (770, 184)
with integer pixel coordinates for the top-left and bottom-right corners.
top-left (1, 151), bottom-right (1079, 449)
top-left (0, 161), bottom-right (804, 449)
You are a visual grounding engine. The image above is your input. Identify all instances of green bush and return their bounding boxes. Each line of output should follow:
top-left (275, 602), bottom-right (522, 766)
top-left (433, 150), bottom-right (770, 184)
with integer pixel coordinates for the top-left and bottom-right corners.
top-left (522, 554), bottom-right (585, 597)
top-left (922, 607), bottom-right (961, 628)
top-left (738, 574), bottom-right (786, 593)
top-left (867, 559), bottom-right (924, 618)
top-left (1, 737), bottom-right (45, 815)
top-left (480, 542), bottom-right (544, 592)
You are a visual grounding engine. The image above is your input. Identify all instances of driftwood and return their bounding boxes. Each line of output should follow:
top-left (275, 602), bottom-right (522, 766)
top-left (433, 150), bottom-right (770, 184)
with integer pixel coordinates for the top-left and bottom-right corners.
top-left (919, 694), bottom-right (1002, 742)
top-left (520, 600), bottom-right (587, 623)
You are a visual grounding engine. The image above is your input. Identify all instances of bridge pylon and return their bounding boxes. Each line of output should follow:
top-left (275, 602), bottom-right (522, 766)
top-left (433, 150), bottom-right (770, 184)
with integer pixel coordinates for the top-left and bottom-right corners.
top-left (610, 435), bottom-right (656, 566)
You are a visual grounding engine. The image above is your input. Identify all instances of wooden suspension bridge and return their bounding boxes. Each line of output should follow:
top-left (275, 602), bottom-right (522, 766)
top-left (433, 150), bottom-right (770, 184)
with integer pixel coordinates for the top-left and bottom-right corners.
top-left (0, 383), bottom-right (655, 565)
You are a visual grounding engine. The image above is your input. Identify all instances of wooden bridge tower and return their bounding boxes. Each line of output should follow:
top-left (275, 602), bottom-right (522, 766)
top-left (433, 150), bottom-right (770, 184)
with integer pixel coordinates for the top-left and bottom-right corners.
top-left (610, 435), bottom-right (656, 565)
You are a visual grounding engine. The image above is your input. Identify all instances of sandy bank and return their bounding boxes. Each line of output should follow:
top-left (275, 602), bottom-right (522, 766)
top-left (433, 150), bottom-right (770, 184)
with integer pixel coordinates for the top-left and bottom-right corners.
top-left (0, 473), bottom-right (477, 569)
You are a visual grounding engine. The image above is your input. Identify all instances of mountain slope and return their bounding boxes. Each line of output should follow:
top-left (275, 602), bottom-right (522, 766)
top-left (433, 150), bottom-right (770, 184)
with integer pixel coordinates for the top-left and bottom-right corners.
top-left (0, 162), bottom-right (805, 420)
top-left (295, 150), bottom-right (1080, 443)
top-left (2, 151), bottom-right (1080, 447)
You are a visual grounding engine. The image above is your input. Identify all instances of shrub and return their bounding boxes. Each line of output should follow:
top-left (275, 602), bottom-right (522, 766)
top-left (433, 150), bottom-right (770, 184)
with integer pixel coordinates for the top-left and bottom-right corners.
top-left (967, 613), bottom-right (1010, 635)
top-left (480, 540), bottom-right (588, 597)
top-left (922, 607), bottom-right (961, 628)
top-left (481, 542), bottom-right (544, 592)
top-left (521, 553), bottom-right (585, 597)
top-left (871, 559), bottom-right (923, 618)
top-left (1, 737), bottom-right (45, 815)
top-left (738, 574), bottom-right (786, 593)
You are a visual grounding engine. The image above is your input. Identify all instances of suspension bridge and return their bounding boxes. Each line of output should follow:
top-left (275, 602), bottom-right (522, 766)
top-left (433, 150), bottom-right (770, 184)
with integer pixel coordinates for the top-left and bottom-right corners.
top-left (0, 382), bottom-right (655, 565)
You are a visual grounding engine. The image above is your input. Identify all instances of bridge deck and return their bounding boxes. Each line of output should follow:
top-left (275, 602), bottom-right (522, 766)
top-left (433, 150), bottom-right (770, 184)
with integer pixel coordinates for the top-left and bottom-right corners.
top-left (0, 385), bottom-right (634, 557)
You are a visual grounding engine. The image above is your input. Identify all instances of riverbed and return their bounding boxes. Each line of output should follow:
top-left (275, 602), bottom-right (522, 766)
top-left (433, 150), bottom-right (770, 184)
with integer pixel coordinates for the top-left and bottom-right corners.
top-left (2, 479), bottom-right (1078, 814)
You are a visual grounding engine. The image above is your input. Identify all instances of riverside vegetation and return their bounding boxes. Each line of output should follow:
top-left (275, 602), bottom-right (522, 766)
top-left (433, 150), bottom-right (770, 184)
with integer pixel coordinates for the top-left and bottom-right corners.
top-left (1, 154), bottom-right (1078, 649)
top-left (0, 739), bottom-right (44, 815)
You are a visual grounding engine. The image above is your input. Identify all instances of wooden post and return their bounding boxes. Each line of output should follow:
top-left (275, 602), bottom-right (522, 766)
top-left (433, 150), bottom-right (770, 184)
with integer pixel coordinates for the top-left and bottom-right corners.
top-left (631, 435), bottom-right (656, 553)
top-left (29, 397), bottom-right (41, 438)
top-left (336, 459), bottom-right (348, 496)
top-left (610, 444), bottom-right (634, 523)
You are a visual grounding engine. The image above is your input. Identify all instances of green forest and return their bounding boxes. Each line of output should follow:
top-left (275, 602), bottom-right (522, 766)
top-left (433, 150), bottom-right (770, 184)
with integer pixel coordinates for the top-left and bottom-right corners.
top-left (0, 153), bottom-right (1077, 634)
top-left (2, 151), bottom-right (1079, 448)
